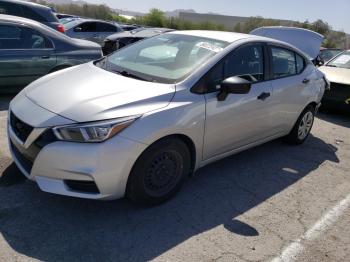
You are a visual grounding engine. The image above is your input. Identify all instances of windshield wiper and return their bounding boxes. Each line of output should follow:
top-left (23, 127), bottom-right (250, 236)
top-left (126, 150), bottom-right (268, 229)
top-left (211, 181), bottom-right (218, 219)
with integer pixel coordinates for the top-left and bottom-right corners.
top-left (112, 69), bottom-right (151, 82)
top-left (326, 64), bottom-right (338, 67)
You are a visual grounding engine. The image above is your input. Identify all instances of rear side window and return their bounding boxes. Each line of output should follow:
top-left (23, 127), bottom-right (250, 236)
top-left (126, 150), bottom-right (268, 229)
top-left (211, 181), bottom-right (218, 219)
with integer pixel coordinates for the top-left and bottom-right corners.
top-left (22, 28), bottom-right (53, 49)
top-left (76, 22), bottom-right (97, 32)
top-left (0, 25), bottom-right (52, 49)
top-left (96, 22), bottom-right (117, 32)
top-left (271, 47), bottom-right (297, 78)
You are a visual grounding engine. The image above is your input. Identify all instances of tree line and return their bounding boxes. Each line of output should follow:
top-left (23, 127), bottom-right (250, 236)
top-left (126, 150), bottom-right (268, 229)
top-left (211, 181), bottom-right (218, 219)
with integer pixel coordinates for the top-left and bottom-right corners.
top-left (31, 1), bottom-right (348, 49)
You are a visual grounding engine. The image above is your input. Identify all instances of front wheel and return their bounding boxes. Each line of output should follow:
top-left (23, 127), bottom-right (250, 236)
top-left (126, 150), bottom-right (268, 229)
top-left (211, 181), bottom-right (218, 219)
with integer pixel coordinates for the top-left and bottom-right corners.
top-left (284, 105), bottom-right (315, 145)
top-left (126, 138), bottom-right (191, 205)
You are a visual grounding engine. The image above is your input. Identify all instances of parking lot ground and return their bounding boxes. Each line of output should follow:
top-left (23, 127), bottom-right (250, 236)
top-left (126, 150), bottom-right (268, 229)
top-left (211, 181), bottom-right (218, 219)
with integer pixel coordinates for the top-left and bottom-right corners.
top-left (0, 95), bottom-right (350, 262)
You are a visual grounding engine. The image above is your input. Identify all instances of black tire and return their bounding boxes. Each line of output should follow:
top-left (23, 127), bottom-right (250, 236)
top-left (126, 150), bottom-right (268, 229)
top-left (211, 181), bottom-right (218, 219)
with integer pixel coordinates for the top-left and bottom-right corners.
top-left (126, 138), bottom-right (191, 205)
top-left (284, 105), bottom-right (315, 145)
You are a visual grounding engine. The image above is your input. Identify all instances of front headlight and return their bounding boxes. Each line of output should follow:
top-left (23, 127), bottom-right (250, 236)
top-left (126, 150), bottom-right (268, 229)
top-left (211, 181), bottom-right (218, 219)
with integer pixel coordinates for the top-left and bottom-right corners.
top-left (53, 116), bottom-right (140, 143)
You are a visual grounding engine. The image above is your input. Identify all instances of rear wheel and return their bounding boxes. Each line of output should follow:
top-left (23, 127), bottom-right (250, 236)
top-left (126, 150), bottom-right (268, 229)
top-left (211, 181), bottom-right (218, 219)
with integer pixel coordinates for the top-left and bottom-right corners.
top-left (126, 138), bottom-right (191, 205)
top-left (284, 105), bottom-right (315, 145)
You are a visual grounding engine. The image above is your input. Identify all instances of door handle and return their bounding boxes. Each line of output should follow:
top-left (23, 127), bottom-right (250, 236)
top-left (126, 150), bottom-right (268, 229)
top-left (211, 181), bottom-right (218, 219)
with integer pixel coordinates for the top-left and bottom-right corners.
top-left (41, 56), bottom-right (50, 59)
top-left (257, 92), bottom-right (270, 100)
top-left (302, 78), bottom-right (310, 84)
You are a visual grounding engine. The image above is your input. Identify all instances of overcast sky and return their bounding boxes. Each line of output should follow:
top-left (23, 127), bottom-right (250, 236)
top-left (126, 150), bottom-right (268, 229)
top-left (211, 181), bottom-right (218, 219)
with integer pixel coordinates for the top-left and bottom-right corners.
top-left (85, 0), bottom-right (350, 33)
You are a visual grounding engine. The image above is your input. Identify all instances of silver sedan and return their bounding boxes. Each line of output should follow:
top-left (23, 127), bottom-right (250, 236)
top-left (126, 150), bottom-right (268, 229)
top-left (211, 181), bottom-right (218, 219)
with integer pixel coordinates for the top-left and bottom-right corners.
top-left (8, 29), bottom-right (327, 205)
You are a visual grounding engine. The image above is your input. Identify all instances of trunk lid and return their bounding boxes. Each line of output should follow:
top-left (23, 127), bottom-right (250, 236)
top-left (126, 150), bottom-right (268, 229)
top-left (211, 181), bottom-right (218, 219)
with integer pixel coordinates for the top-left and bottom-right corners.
top-left (250, 26), bottom-right (324, 59)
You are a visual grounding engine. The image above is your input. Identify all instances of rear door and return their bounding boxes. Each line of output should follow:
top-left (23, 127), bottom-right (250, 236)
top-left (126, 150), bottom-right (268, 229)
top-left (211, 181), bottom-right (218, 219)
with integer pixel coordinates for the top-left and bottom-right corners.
top-left (0, 24), bottom-right (56, 92)
top-left (267, 45), bottom-right (314, 132)
top-left (202, 43), bottom-right (275, 160)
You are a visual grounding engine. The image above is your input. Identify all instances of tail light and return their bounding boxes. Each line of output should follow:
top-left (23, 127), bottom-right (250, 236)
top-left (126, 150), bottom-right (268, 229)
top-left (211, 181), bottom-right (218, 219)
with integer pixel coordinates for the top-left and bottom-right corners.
top-left (57, 24), bottom-right (65, 33)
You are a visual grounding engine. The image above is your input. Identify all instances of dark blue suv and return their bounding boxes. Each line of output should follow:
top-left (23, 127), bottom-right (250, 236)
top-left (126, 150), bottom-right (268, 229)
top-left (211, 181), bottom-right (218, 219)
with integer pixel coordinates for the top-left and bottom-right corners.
top-left (0, 0), bottom-right (65, 33)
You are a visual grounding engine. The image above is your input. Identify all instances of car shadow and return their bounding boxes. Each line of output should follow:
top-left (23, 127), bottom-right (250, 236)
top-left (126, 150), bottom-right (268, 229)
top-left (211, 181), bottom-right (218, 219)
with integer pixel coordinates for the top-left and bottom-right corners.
top-left (317, 111), bottom-right (350, 128)
top-left (0, 134), bottom-right (339, 261)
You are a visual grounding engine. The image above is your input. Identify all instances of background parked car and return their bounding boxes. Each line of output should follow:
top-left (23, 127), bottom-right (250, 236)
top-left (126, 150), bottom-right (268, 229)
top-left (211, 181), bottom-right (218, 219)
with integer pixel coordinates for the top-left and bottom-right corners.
top-left (319, 48), bottom-right (344, 63)
top-left (120, 24), bottom-right (139, 31)
top-left (59, 16), bottom-right (81, 25)
top-left (319, 50), bottom-right (350, 112)
top-left (0, 15), bottom-right (102, 93)
top-left (0, 0), bottom-right (65, 33)
top-left (64, 18), bottom-right (123, 45)
top-left (55, 13), bottom-right (78, 20)
top-left (102, 27), bottom-right (174, 55)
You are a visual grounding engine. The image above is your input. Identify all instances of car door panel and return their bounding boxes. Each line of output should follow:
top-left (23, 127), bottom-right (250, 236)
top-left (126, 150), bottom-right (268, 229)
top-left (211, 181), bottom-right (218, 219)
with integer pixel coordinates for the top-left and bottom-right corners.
top-left (0, 50), bottom-right (55, 92)
top-left (203, 43), bottom-right (276, 160)
top-left (204, 81), bottom-right (274, 159)
top-left (268, 46), bottom-right (314, 133)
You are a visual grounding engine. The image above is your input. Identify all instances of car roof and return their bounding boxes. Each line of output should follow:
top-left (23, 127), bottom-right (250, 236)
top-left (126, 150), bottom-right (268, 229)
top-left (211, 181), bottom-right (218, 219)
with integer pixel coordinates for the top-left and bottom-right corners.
top-left (0, 13), bottom-right (43, 26)
top-left (1, 0), bottom-right (51, 11)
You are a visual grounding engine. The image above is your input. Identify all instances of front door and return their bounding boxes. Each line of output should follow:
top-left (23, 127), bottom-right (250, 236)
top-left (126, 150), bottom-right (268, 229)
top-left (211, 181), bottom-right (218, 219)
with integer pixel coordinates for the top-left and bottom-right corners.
top-left (203, 43), bottom-right (275, 160)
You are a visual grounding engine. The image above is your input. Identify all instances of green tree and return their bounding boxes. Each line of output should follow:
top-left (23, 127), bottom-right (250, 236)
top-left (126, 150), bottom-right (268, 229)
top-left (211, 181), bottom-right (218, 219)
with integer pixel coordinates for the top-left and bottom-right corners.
top-left (233, 22), bottom-right (242, 33)
top-left (142, 8), bottom-right (166, 27)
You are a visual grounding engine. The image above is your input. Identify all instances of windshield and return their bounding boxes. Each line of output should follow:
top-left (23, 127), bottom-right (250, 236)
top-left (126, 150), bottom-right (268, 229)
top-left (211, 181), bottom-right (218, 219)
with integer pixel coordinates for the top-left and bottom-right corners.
top-left (102, 34), bottom-right (229, 83)
top-left (320, 49), bottom-right (343, 62)
top-left (327, 51), bottom-right (350, 69)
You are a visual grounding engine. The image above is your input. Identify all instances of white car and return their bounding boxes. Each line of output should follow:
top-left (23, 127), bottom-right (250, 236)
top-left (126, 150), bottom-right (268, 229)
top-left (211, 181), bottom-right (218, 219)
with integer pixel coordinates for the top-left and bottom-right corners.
top-left (8, 28), bottom-right (327, 205)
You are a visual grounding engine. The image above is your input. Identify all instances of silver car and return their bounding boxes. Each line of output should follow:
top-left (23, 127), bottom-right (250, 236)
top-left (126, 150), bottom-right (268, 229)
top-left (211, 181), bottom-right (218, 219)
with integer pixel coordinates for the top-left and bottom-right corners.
top-left (64, 19), bottom-right (123, 45)
top-left (8, 29), bottom-right (327, 205)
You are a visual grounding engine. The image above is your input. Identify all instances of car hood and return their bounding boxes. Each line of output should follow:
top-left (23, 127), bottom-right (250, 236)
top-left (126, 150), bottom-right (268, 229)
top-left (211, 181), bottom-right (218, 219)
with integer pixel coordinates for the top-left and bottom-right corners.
top-left (24, 62), bottom-right (176, 123)
top-left (319, 66), bottom-right (350, 85)
top-left (250, 26), bottom-right (324, 60)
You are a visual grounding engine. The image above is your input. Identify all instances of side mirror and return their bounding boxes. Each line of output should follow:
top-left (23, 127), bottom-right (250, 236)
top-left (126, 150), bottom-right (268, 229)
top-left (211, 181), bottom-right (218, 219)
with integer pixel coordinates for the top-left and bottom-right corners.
top-left (74, 27), bottom-right (82, 32)
top-left (217, 76), bottom-right (252, 101)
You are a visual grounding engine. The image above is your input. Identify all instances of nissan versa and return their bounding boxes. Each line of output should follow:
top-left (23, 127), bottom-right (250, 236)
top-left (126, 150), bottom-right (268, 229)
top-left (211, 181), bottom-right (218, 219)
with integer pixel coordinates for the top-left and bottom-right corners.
top-left (8, 29), bottom-right (327, 205)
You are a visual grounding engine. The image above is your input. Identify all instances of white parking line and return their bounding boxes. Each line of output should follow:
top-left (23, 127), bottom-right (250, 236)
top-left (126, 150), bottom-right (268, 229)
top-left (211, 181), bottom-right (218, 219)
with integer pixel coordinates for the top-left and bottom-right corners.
top-left (271, 193), bottom-right (350, 262)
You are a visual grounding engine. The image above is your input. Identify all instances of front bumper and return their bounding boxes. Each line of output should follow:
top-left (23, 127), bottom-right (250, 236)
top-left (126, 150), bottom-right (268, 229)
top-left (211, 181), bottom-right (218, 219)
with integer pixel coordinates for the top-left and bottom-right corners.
top-left (8, 102), bottom-right (147, 200)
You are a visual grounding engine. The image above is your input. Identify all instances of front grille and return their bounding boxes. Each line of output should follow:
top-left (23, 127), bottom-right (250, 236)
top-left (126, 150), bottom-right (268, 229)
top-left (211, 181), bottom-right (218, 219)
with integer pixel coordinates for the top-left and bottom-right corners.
top-left (64, 180), bottom-right (100, 194)
top-left (10, 141), bottom-right (33, 174)
top-left (35, 129), bottom-right (57, 148)
top-left (10, 112), bottom-right (34, 142)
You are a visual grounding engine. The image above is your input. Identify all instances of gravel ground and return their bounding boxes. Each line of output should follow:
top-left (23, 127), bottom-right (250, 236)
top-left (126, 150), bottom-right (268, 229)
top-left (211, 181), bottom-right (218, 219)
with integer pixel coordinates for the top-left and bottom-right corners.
top-left (0, 96), bottom-right (350, 262)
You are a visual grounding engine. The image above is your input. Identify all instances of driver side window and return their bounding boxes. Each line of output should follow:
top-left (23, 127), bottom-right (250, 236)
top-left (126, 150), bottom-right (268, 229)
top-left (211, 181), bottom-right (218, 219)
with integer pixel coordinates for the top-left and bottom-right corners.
top-left (224, 44), bottom-right (264, 82)
top-left (201, 43), bottom-right (265, 93)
